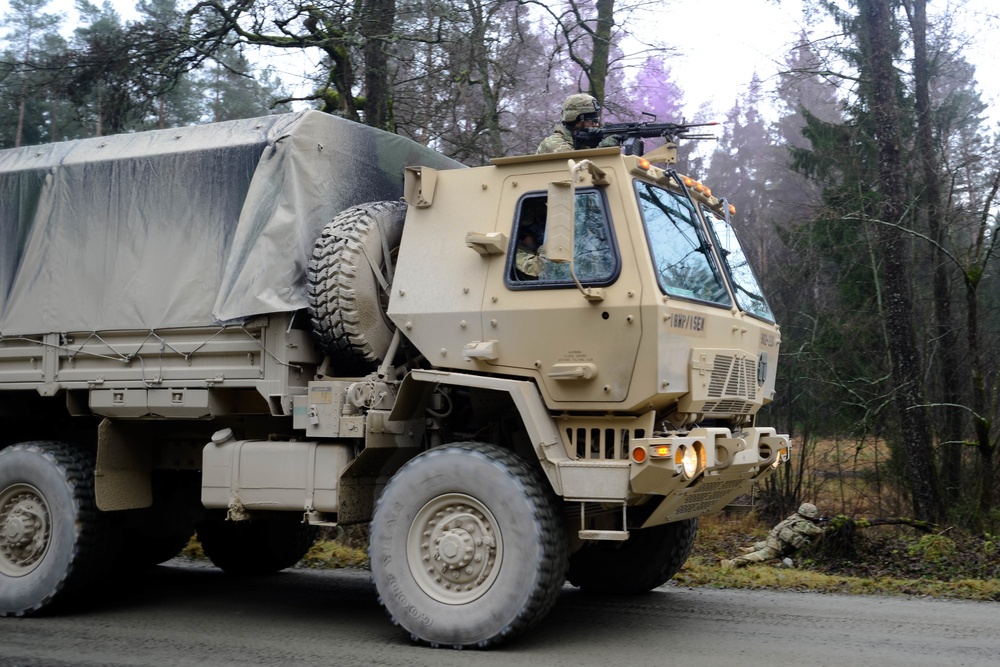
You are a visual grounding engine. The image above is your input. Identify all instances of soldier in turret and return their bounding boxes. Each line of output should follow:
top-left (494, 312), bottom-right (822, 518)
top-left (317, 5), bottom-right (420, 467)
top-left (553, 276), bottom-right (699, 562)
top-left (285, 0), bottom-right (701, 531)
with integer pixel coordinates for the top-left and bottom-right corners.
top-left (721, 503), bottom-right (825, 568)
top-left (536, 93), bottom-right (620, 154)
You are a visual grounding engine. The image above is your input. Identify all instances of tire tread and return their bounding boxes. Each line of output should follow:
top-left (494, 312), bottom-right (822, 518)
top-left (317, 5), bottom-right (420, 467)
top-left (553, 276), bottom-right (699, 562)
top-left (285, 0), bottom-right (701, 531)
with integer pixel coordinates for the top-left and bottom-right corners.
top-left (370, 442), bottom-right (568, 649)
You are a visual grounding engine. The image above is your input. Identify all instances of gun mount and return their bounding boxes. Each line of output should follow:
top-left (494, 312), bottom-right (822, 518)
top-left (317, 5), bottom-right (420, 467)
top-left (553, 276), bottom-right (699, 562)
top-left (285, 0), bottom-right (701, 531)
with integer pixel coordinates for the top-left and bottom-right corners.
top-left (575, 118), bottom-right (719, 163)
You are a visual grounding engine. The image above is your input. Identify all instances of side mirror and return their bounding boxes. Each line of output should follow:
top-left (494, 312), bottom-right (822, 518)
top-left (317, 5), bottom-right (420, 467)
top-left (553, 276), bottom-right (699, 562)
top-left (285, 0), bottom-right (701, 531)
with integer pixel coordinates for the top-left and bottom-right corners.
top-left (544, 180), bottom-right (575, 264)
top-left (544, 158), bottom-right (607, 264)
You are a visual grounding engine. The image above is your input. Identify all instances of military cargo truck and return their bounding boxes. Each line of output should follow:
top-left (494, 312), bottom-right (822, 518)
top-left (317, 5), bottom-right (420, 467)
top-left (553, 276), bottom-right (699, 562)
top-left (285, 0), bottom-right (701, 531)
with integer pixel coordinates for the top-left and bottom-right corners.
top-left (0, 110), bottom-right (788, 648)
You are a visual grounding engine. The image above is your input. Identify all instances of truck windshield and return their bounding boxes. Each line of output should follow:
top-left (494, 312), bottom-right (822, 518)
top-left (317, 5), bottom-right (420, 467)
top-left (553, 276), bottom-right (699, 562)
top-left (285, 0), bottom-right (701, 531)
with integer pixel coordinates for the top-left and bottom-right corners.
top-left (634, 181), bottom-right (730, 306)
top-left (702, 205), bottom-right (775, 322)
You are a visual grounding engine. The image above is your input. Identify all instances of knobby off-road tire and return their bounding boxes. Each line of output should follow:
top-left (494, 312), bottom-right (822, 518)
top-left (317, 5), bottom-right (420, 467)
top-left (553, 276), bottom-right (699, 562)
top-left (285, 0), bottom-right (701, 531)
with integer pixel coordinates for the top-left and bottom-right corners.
top-left (196, 515), bottom-right (318, 576)
top-left (0, 442), bottom-right (111, 617)
top-left (369, 442), bottom-right (569, 649)
top-left (116, 475), bottom-right (200, 568)
top-left (123, 528), bottom-right (193, 568)
top-left (568, 518), bottom-right (698, 595)
top-left (307, 201), bottom-right (407, 373)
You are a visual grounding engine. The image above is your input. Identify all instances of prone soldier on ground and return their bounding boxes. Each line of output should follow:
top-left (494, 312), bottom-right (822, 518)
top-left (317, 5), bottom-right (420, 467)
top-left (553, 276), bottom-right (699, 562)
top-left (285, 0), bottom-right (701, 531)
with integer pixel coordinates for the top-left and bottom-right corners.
top-left (721, 503), bottom-right (825, 568)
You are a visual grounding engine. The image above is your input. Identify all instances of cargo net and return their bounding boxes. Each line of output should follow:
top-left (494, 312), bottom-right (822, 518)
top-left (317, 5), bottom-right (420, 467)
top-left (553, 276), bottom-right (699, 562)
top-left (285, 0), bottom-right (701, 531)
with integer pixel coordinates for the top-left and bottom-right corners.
top-left (0, 322), bottom-right (302, 388)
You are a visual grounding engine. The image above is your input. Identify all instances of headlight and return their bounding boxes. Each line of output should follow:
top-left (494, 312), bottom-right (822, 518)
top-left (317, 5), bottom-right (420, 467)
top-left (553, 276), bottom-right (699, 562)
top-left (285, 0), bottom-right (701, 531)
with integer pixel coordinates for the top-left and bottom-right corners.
top-left (676, 442), bottom-right (705, 478)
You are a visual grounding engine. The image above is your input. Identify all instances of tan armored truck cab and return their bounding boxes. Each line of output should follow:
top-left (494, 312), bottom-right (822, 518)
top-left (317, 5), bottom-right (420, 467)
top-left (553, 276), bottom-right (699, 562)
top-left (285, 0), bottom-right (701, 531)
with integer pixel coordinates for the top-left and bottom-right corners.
top-left (0, 112), bottom-right (788, 649)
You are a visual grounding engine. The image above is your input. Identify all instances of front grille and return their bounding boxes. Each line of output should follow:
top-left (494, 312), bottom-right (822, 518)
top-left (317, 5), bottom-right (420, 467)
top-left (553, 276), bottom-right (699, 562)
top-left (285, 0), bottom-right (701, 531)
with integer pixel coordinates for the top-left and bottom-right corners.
top-left (708, 354), bottom-right (757, 399)
top-left (557, 414), bottom-right (655, 461)
top-left (565, 425), bottom-right (643, 460)
top-left (702, 400), bottom-right (755, 414)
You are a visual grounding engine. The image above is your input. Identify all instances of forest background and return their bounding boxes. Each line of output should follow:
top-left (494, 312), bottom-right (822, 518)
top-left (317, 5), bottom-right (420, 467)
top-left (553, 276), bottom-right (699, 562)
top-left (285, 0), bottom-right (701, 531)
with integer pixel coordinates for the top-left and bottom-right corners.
top-left (3, 0), bottom-right (1000, 532)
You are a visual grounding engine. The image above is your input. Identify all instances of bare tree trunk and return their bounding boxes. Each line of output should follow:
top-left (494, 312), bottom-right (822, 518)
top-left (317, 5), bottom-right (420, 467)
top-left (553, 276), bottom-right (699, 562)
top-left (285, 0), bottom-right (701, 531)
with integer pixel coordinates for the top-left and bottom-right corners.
top-left (589, 0), bottom-right (614, 107)
top-left (49, 94), bottom-right (58, 142)
top-left (465, 0), bottom-right (504, 156)
top-left (15, 33), bottom-right (33, 148)
top-left (213, 64), bottom-right (222, 123)
top-left (965, 279), bottom-right (995, 517)
top-left (858, 0), bottom-right (942, 522)
top-left (909, 0), bottom-right (963, 503)
top-left (15, 95), bottom-right (26, 148)
top-left (961, 172), bottom-right (1000, 520)
top-left (361, 0), bottom-right (396, 130)
top-left (96, 86), bottom-right (104, 137)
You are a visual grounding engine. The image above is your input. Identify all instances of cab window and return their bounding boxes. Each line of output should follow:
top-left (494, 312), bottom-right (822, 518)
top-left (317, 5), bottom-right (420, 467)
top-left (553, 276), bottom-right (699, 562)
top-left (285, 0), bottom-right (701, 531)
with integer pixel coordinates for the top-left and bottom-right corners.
top-left (506, 190), bottom-right (619, 287)
top-left (635, 181), bottom-right (731, 307)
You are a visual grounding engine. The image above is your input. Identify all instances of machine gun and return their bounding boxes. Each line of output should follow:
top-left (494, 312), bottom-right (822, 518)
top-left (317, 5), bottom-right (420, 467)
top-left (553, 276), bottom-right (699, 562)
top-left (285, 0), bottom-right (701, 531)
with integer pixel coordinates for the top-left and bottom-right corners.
top-left (574, 118), bottom-right (718, 163)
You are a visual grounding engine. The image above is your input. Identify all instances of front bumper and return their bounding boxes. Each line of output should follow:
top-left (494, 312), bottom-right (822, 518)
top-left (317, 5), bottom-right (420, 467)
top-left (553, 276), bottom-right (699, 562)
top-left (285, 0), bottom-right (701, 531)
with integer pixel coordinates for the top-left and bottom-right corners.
top-left (555, 426), bottom-right (789, 528)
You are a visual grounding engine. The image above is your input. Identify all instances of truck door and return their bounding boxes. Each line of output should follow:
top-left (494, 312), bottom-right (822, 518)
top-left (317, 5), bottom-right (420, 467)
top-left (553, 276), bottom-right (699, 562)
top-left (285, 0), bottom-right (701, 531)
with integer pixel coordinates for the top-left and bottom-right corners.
top-left (480, 180), bottom-right (642, 404)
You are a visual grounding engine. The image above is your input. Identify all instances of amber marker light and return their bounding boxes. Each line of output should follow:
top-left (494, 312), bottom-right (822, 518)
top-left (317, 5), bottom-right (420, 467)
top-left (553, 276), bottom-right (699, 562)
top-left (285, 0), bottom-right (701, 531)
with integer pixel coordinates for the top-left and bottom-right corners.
top-left (703, 186), bottom-right (712, 197)
top-left (683, 176), bottom-right (694, 187)
top-left (728, 204), bottom-right (737, 215)
top-left (772, 447), bottom-right (790, 469)
top-left (638, 158), bottom-right (651, 170)
top-left (651, 444), bottom-right (671, 458)
top-left (631, 446), bottom-right (647, 464)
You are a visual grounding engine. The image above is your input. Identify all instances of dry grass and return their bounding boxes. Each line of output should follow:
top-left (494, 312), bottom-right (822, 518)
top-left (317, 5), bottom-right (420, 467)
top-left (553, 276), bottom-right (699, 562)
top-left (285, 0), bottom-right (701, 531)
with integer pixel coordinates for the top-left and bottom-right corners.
top-left (676, 559), bottom-right (1000, 601)
top-left (180, 527), bottom-right (370, 569)
top-left (791, 435), bottom-right (908, 518)
top-left (299, 539), bottom-right (369, 569)
top-left (688, 512), bottom-right (1000, 601)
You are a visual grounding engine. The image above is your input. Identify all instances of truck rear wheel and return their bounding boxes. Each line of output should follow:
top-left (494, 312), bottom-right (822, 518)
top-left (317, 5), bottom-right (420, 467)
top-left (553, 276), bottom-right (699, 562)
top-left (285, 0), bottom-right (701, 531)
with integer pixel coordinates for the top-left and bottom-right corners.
top-left (307, 201), bottom-right (407, 373)
top-left (196, 515), bottom-right (317, 576)
top-left (0, 442), bottom-right (108, 616)
top-left (369, 442), bottom-right (568, 649)
top-left (567, 518), bottom-right (697, 595)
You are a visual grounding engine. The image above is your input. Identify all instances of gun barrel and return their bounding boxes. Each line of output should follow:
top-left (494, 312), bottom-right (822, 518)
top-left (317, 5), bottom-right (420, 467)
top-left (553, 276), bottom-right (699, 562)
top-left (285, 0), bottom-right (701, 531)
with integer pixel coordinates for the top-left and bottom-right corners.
top-left (572, 120), bottom-right (718, 153)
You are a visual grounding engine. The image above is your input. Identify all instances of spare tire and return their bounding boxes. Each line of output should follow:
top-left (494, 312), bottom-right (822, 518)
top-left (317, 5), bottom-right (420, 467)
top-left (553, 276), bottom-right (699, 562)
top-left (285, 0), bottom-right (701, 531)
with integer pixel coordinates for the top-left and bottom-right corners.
top-left (307, 201), bottom-right (407, 373)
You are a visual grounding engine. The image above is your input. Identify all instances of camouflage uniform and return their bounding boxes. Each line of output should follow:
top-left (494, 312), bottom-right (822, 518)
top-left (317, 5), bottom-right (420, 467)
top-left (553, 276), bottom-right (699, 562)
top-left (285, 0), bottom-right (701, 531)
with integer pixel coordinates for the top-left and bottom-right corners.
top-left (515, 245), bottom-right (544, 278)
top-left (724, 503), bottom-right (823, 568)
top-left (535, 93), bottom-right (620, 154)
top-left (536, 124), bottom-right (576, 154)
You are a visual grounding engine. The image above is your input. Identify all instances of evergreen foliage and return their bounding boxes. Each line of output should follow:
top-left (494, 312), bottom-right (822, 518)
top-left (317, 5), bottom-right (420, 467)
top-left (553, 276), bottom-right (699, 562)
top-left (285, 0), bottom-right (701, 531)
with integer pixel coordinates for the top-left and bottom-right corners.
top-left (1, 0), bottom-right (999, 529)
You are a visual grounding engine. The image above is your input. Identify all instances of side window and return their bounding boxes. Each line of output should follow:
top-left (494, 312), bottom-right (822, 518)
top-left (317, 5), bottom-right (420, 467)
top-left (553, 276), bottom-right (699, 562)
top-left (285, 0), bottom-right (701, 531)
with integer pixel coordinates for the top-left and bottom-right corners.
top-left (702, 205), bottom-right (775, 322)
top-left (507, 190), bottom-right (619, 287)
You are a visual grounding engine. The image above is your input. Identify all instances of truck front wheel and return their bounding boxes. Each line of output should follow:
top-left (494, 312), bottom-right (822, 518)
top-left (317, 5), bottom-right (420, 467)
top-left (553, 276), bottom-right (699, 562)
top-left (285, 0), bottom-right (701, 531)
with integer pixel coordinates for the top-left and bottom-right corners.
top-left (369, 442), bottom-right (568, 648)
top-left (0, 442), bottom-right (108, 616)
top-left (567, 518), bottom-right (698, 594)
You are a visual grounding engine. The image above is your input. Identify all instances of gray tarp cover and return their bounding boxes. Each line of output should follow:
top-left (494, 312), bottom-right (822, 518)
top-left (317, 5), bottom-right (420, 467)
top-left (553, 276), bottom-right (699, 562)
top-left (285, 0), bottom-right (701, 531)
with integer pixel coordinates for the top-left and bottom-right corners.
top-left (0, 111), bottom-right (460, 335)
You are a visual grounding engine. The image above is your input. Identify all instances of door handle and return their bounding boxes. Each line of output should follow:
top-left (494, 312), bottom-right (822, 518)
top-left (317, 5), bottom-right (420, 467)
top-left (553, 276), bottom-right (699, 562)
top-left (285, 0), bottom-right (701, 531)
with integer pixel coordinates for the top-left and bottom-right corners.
top-left (547, 363), bottom-right (598, 380)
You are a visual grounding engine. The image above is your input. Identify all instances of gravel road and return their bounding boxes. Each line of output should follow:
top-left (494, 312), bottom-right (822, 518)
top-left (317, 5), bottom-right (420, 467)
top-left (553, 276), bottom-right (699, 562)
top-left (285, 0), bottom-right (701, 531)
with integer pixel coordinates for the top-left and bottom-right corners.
top-left (1, 560), bottom-right (997, 667)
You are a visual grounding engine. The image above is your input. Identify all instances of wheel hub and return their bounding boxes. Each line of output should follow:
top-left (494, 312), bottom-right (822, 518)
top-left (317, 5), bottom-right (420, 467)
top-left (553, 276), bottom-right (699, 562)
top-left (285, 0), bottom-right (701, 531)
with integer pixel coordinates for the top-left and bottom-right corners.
top-left (0, 486), bottom-right (50, 576)
top-left (408, 493), bottom-right (502, 605)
